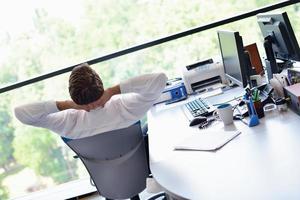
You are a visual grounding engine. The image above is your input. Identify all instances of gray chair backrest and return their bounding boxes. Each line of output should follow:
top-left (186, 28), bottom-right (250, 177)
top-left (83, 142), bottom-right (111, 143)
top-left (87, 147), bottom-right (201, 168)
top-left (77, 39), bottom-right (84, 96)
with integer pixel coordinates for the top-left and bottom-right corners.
top-left (67, 122), bottom-right (148, 199)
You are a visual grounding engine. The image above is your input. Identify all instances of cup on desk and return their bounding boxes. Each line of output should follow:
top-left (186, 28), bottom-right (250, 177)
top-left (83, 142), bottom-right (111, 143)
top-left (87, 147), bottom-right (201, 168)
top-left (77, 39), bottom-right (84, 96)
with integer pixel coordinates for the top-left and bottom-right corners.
top-left (213, 103), bottom-right (233, 125)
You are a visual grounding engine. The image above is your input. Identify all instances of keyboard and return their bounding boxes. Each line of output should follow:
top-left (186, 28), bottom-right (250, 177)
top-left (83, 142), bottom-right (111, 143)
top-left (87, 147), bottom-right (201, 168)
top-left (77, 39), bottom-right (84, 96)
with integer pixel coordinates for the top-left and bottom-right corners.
top-left (183, 97), bottom-right (216, 119)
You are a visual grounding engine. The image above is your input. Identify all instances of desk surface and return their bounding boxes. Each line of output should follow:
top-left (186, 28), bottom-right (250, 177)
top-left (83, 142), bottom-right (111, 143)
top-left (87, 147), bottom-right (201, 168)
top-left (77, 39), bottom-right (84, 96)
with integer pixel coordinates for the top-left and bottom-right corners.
top-left (148, 87), bottom-right (300, 200)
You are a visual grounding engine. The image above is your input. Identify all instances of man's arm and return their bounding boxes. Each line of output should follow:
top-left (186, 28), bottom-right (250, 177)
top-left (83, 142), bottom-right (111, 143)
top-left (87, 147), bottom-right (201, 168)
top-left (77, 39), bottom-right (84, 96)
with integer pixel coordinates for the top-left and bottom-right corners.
top-left (85, 72), bottom-right (167, 118)
top-left (14, 100), bottom-right (86, 137)
top-left (115, 73), bottom-right (168, 119)
top-left (120, 73), bottom-right (167, 97)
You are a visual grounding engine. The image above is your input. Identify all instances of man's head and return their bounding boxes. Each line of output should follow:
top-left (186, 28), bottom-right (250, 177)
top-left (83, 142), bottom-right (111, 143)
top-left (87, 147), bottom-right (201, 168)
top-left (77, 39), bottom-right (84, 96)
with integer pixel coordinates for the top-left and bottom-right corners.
top-left (69, 63), bottom-right (104, 105)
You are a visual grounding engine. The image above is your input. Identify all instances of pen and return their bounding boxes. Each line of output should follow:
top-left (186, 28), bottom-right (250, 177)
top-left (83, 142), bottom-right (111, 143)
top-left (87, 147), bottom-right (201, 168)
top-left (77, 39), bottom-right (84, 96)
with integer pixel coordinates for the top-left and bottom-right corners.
top-left (252, 89), bottom-right (259, 102)
top-left (256, 90), bottom-right (260, 101)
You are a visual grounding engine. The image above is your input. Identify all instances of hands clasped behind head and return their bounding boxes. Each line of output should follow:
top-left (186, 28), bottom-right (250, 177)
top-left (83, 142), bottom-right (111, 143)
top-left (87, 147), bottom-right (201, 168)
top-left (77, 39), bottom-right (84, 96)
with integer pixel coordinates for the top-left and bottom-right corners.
top-left (79, 89), bottom-right (113, 112)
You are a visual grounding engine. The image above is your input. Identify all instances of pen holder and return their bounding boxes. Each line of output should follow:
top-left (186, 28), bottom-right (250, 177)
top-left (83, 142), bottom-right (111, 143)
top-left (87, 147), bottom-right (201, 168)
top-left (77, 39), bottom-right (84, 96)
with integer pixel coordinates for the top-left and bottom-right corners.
top-left (246, 100), bottom-right (264, 119)
top-left (249, 100), bottom-right (264, 119)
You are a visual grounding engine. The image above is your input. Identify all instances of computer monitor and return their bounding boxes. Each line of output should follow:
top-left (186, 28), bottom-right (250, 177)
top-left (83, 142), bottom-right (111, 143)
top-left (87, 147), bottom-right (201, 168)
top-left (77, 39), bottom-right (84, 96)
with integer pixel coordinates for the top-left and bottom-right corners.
top-left (217, 30), bottom-right (249, 88)
top-left (257, 12), bottom-right (300, 77)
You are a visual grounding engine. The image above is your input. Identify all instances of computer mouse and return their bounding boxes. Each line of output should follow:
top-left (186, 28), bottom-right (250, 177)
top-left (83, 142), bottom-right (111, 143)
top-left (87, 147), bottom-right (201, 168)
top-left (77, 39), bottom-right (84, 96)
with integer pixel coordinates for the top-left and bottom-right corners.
top-left (189, 116), bottom-right (207, 126)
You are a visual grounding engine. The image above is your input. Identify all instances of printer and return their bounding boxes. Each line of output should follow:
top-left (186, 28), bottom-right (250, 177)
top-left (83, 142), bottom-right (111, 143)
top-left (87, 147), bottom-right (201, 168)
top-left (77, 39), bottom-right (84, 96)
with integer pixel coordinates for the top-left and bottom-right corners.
top-left (182, 58), bottom-right (226, 94)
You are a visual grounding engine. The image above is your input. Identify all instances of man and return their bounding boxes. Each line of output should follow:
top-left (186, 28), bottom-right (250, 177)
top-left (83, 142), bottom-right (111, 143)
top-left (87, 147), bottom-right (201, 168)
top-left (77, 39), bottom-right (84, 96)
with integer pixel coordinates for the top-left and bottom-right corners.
top-left (14, 63), bottom-right (167, 140)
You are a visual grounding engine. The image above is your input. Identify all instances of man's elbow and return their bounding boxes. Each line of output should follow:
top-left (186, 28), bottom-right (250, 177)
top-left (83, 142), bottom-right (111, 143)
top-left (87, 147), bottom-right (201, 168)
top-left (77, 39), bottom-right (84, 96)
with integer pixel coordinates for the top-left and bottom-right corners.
top-left (157, 72), bottom-right (168, 89)
top-left (160, 72), bottom-right (168, 82)
top-left (14, 106), bottom-right (35, 125)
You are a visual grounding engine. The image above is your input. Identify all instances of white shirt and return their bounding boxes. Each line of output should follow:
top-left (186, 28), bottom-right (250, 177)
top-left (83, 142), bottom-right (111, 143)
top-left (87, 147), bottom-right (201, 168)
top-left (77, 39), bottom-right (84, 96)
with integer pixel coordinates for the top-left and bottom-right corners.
top-left (14, 73), bottom-right (167, 139)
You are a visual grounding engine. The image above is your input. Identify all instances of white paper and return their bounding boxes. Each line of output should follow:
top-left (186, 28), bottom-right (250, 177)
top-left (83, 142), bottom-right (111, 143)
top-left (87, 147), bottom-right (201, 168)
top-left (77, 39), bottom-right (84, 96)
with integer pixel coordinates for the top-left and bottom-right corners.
top-left (174, 130), bottom-right (241, 151)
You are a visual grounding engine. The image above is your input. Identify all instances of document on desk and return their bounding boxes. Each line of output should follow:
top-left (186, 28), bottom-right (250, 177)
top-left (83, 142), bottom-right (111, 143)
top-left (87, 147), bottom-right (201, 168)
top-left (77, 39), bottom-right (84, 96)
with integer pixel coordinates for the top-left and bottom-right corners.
top-left (174, 130), bottom-right (241, 151)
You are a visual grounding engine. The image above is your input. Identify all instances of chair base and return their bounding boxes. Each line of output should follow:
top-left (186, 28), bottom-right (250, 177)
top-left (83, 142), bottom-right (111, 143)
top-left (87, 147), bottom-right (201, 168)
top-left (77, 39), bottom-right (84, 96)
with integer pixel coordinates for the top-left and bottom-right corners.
top-left (105, 194), bottom-right (140, 200)
top-left (105, 193), bottom-right (166, 200)
top-left (148, 192), bottom-right (166, 200)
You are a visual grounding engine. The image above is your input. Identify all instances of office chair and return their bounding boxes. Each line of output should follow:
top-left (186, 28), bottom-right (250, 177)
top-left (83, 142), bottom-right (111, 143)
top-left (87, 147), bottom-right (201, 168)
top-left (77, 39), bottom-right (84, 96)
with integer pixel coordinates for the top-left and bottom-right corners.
top-left (65, 122), bottom-right (166, 200)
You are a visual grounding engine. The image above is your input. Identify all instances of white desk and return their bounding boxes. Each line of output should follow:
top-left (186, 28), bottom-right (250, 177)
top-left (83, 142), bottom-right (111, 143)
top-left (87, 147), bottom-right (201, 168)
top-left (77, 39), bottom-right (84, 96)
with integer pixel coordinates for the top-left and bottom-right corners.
top-left (147, 87), bottom-right (300, 200)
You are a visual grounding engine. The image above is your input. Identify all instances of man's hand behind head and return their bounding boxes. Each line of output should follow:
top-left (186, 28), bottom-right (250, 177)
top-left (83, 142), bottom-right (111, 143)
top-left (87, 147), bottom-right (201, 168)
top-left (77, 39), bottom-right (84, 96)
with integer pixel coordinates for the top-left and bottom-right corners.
top-left (57, 85), bottom-right (121, 112)
top-left (87, 85), bottom-right (121, 110)
top-left (56, 100), bottom-right (91, 112)
top-left (88, 89), bottom-right (113, 109)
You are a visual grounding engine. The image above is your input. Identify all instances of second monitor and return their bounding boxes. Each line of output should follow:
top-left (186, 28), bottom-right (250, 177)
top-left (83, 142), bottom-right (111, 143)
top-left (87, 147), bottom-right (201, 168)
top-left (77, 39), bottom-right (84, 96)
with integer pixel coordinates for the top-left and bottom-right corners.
top-left (257, 12), bottom-right (300, 79)
top-left (257, 12), bottom-right (300, 62)
top-left (217, 30), bottom-right (251, 88)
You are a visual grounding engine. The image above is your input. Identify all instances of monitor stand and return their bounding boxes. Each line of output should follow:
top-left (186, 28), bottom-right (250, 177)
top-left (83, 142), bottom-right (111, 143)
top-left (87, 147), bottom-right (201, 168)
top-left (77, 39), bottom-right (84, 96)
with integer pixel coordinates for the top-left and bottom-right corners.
top-left (264, 35), bottom-right (280, 81)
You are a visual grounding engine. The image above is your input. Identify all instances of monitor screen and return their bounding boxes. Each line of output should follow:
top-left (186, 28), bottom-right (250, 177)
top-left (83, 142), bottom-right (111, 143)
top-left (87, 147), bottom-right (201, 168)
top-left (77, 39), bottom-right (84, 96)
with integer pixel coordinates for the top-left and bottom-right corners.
top-left (257, 12), bottom-right (300, 61)
top-left (217, 30), bottom-right (248, 88)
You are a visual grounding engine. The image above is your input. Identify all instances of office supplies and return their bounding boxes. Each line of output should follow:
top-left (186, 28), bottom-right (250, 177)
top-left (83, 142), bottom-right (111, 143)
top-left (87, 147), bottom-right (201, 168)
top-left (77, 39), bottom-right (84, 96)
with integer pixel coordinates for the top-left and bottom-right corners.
top-left (234, 101), bottom-right (249, 117)
top-left (252, 88), bottom-right (260, 101)
top-left (198, 118), bottom-right (215, 129)
top-left (287, 68), bottom-right (300, 84)
top-left (154, 81), bottom-right (187, 105)
top-left (253, 100), bottom-right (264, 118)
top-left (182, 58), bottom-right (225, 94)
top-left (249, 75), bottom-right (263, 87)
top-left (174, 130), bottom-right (241, 151)
top-left (270, 73), bottom-right (289, 98)
top-left (263, 103), bottom-right (277, 112)
top-left (256, 83), bottom-right (274, 105)
top-left (189, 116), bottom-right (207, 127)
top-left (248, 98), bottom-right (260, 127)
top-left (250, 88), bottom-right (265, 118)
top-left (275, 97), bottom-right (287, 111)
top-left (284, 83), bottom-right (300, 115)
top-left (182, 97), bottom-right (216, 120)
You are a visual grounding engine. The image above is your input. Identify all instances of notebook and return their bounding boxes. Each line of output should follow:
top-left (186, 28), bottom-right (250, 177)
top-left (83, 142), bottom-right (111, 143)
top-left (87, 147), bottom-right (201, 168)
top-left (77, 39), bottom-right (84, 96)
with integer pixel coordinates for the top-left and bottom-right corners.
top-left (174, 130), bottom-right (241, 151)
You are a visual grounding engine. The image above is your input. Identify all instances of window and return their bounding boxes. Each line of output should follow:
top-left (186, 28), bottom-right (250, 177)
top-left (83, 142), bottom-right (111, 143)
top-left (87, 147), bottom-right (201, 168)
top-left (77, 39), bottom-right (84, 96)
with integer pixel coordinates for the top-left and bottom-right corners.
top-left (0, 0), bottom-right (298, 199)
